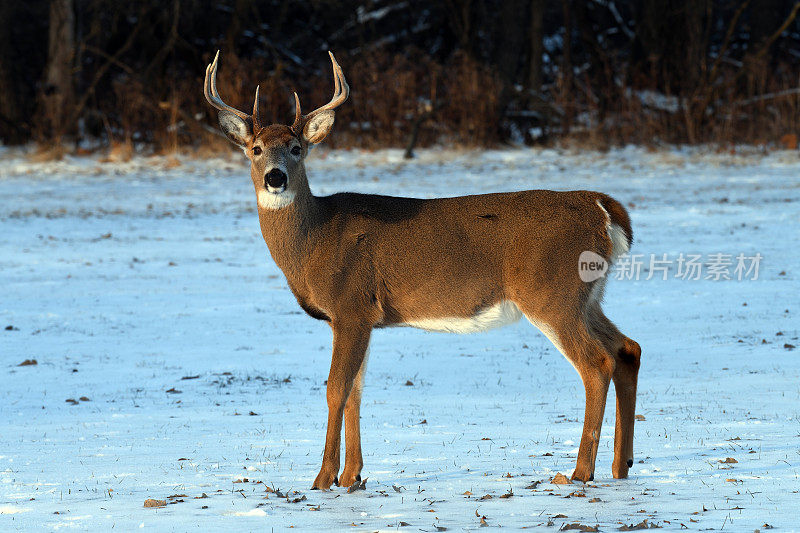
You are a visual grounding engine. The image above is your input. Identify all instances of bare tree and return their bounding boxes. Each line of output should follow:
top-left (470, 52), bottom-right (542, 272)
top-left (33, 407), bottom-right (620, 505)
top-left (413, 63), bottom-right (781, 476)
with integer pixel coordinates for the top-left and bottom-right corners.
top-left (40, 0), bottom-right (75, 140)
top-left (528, 0), bottom-right (545, 99)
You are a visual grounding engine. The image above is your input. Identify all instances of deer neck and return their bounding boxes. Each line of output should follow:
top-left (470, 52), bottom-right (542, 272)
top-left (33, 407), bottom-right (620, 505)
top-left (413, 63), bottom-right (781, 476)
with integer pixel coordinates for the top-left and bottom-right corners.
top-left (254, 172), bottom-right (324, 285)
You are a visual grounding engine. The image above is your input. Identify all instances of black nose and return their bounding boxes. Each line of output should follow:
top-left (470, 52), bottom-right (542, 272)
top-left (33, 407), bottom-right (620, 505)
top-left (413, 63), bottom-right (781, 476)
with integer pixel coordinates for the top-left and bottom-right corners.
top-left (265, 168), bottom-right (287, 189)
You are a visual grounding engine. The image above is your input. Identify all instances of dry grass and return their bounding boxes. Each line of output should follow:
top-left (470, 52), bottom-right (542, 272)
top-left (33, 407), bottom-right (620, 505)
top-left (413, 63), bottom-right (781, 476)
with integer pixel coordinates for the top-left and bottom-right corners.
top-left (28, 144), bottom-right (68, 163)
top-left (26, 51), bottom-right (800, 154)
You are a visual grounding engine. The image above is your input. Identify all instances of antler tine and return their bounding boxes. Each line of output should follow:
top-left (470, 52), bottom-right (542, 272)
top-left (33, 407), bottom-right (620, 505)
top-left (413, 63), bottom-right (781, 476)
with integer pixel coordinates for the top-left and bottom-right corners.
top-left (252, 85), bottom-right (261, 129)
top-left (204, 50), bottom-right (251, 122)
top-left (304, 51), bottom-right (349, 119)
top-left (292, 92), bottom-right (302, 128)
top-left (331, 52), bottom-right (341, 97)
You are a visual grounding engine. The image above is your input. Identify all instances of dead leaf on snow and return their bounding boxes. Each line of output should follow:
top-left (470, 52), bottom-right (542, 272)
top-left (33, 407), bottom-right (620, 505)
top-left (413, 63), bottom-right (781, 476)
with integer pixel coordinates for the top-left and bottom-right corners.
top-left (143, 499), bottom-right (166, 508)
top-left (720, 457), bottom-right (738, 464)
top-left (18, 359), bottom-right (37, 366)
top-left (619, 519), bottom-right (662, 530)
top-left (561, 523), bottom-right (599, 532)
top-left (348, 478), bottom-right (367, 493)
top-left (551, 473), bottom-right (572, 485)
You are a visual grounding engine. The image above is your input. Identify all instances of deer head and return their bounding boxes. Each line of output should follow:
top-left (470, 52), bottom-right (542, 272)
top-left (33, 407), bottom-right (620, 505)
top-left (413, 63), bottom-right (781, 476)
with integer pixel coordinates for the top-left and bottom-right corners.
top-left (203, 51), bottom-right (349, 210)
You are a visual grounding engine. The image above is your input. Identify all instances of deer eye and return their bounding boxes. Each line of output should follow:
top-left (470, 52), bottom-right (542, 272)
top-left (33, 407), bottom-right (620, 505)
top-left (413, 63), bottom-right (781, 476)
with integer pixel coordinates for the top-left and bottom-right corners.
top-left (290, 145), bottom-right (302, 156)
top-left (252, 146), bottom-right (262, 156)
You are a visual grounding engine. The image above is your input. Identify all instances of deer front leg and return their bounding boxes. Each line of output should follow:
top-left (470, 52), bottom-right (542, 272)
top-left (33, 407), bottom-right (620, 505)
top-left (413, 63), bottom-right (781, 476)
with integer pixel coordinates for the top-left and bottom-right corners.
top-left (312, 323), bottom-right (371, 490)
top-left (339, 351), bottom-right (368, 487)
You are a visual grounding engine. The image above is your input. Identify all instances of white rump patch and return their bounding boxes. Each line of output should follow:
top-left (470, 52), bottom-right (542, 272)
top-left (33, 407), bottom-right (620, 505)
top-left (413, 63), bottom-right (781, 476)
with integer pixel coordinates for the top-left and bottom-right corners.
top-left (257, 189), bottom-right (295, 210)
top-left (588, 275), bottom-right (607, 304)
top-left (405, 300), bottom-right (523, 334)
top-left (595, 199), bottom-right (629, 262)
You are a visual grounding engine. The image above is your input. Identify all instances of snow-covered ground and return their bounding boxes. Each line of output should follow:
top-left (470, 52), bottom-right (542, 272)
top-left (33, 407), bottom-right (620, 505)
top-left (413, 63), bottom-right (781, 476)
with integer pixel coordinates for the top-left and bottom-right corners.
top-left (1, 146), bottom-right (798, 531)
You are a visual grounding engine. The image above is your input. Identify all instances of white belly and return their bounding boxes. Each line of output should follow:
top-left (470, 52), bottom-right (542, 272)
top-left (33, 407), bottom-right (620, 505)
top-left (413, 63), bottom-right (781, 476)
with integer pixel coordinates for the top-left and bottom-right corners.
top-left (404, 301), bottom-right (523, 334)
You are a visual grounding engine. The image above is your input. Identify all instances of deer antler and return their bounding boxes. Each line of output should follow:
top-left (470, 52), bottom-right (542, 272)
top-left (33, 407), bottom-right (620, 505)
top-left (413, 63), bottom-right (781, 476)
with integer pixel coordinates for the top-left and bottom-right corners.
top-left (292, 51), bottom-right (349, 131)
top-left (204, 51), bottom-right (260, 128)
top-left (252, 85), bottom-right (261, 129)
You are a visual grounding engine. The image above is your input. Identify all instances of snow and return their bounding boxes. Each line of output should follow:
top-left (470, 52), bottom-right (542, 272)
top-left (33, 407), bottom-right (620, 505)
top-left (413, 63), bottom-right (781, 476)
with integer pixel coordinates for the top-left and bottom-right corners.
top-left (1, 146), bottom-right (799, 531)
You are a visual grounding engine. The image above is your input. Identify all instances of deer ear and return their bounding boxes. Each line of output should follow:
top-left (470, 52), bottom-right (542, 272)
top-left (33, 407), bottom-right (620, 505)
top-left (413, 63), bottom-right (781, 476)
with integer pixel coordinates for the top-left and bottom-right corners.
top-left (218, 110), bottom-right (253, 147)
top-left (302, 110), bottom-right (335, 144)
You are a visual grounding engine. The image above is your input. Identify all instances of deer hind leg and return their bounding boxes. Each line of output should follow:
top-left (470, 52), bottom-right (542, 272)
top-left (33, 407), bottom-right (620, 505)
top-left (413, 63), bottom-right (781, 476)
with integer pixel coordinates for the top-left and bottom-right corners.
top-left (339, 348), bottom-right (369, 488)
top-left (524, 310), bottom-right (615, 483)
top-left (586, 305), bottom-right (641, 479)
top-left (312, 323), bottom-right (371, 490)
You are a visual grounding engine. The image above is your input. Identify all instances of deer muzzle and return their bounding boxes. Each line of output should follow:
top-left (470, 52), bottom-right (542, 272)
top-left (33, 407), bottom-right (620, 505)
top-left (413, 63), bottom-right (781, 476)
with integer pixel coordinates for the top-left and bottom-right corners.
top-left (265, 168), bottom-right (288, 191)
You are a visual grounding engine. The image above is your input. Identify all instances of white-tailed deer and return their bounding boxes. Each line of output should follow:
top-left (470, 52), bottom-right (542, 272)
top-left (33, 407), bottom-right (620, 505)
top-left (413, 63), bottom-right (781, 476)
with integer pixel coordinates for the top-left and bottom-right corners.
top-left (204, 51), bottom-right (641, 489)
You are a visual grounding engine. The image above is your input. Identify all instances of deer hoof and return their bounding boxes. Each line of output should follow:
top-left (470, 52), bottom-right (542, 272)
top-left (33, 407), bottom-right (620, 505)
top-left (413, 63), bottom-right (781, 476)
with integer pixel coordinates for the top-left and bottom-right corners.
top-left (311, 468), bottom-right (339, 490)
top-left (338, 468), bottom-right (362, 488)
top-left (571, 468), bottom-right (594, 483)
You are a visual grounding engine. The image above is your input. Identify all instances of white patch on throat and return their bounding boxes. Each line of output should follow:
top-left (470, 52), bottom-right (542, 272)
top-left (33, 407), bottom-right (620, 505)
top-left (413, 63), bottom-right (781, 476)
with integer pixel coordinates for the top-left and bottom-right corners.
top-left (595, 199), bottom-right (629, 263)
top-left (405, 300), bottom-right (523, 334)
top-left (257, 188), bottom-right (295, 210)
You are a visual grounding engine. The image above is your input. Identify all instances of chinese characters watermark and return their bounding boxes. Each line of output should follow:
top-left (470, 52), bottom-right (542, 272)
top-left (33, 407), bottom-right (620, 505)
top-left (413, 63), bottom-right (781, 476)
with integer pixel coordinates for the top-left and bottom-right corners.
top-left (578, 252), bottom-right (762, 282)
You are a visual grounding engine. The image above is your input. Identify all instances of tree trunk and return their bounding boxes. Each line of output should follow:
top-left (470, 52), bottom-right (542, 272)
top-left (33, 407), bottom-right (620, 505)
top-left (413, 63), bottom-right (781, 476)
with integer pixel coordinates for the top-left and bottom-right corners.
top-left (528, 0), bottom-right (545, 100)
top-left (40, 0), bottom-right (75, 140)
top-left (493, 0), bottom-right (526, 140)
top-left (0, 2), bottom-right (48, 144)
top-left (0, 3), bottom-right (23, 143)
top-left (633, 0), bottom-right (710, 95)
top-left (561, 0), bottom-right (573, 134)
